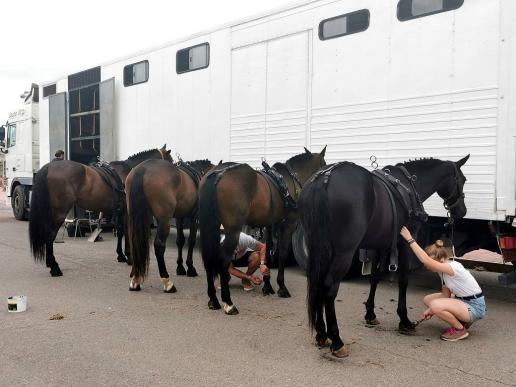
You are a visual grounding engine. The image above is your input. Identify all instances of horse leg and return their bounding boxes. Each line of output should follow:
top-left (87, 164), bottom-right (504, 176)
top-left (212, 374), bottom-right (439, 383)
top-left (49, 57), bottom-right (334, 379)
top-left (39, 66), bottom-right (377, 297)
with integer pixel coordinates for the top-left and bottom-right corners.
top-left (116, 213), bottom-right (127, 263)
top-left (364, 253), bottom-right (382, 325)
top-left (220, 231), bottom-right (239, 315)
top-left (154, 220), bottom-right (176, 293)
top-left (397, 249), bottom-right (415, 332)
top-left (325, 282), bottom-right (348, 358)
top-left (46, 225), bottom-right (63, 277)
top-left (175, 218), bottom-right (187, 276)
top-left (262, 226), bottom-right (275, 296)
top-left (185, 219), bottom-right (198, 277)
top-left (277, 222), bottom-right (296, 298)
top-left (315, 303), bottom-right (329, 347)
top-left (207, 264), bottom-right (221, 310)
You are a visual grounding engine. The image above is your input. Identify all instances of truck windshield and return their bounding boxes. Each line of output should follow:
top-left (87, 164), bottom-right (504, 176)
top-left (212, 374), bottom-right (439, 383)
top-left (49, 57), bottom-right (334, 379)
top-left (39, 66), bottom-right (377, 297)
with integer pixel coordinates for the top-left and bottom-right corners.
top-left (7, 123), bottom-right (16, 148)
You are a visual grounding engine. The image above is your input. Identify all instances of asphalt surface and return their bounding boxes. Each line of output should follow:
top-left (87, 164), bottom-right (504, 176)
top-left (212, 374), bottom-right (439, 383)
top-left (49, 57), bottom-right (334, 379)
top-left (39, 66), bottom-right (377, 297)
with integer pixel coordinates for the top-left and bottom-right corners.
top-left (1, 199), bottom-right (516, 386)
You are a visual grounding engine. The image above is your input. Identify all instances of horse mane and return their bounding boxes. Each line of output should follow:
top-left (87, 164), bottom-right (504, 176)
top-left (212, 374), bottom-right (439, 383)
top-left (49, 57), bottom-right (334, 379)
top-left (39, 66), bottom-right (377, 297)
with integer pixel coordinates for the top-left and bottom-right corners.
top-left (398, 157), bottom-right (444, 170)
top-left (285, 152), bottom-right (314, 166)
top-left (126, 149), bottom-right (160, 161)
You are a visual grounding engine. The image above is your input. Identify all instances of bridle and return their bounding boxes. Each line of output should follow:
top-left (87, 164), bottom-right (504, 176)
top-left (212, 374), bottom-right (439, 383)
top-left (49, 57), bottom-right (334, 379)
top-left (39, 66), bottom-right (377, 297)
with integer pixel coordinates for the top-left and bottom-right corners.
top-left (285, 156), bottom-right (326, 197)
top-left (442, 162), bottom-right (465, 211)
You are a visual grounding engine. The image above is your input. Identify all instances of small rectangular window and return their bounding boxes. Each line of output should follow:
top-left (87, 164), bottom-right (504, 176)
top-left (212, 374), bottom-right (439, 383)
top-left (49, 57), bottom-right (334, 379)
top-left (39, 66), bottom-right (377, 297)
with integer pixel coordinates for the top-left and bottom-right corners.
top-left (176, 43), bottom-right (210, 74)
top-left (319, 9), bottom-right (370, 41)
top-left (43, 84), bottom-right (57, 98)
top-left (7, 123), bottom-right (16, 148)
top-left (123, 60), bottom-right (149, 87)
top-left (397, 0), bottom-right (464, 21)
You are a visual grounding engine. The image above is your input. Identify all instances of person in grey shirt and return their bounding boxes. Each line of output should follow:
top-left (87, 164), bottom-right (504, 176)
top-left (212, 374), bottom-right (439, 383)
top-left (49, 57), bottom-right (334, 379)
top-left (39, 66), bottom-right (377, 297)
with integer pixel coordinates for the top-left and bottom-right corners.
top-left (220, 232), bottom-right (270, 291)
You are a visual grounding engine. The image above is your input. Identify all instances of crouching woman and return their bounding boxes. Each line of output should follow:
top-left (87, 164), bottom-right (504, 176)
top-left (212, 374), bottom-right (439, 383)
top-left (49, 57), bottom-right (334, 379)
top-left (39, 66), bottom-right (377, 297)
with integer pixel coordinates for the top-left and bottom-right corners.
top-left (400, 226), bottom-right (486, 342)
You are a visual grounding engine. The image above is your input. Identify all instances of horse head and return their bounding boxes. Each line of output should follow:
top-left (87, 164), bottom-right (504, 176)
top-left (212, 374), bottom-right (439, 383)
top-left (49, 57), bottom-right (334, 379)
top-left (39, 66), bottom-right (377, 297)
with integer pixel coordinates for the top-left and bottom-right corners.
top-left (285, 146), bottom-right (327, 185)
top-left (437, 154), bottom-right (469, 219)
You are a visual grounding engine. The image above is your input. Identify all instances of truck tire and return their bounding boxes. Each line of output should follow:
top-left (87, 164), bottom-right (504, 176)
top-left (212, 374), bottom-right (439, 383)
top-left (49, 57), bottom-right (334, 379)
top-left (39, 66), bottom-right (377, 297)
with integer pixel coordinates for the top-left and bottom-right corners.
top-left (12, 185), bottom-right (28, 221)
top-left (292, 225), bottom-right (308, 272)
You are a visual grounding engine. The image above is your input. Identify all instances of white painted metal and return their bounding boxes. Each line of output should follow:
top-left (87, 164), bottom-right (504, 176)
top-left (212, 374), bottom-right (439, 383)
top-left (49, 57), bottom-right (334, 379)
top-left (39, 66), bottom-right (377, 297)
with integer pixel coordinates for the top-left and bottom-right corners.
top-left (36, 0), bottom-right (515, 221)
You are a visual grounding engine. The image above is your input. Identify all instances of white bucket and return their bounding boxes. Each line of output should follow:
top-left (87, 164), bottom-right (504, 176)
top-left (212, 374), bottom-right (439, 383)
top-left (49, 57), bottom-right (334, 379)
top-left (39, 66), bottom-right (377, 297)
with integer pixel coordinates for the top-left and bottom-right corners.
top-left (7, 295), bottom-right (27, 313)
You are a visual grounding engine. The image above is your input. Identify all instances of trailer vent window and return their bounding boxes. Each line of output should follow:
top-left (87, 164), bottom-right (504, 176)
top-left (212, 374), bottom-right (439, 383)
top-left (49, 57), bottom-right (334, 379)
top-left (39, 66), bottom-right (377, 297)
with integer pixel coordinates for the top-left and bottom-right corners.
top-left (68, 67), bottom-right (101, 91)
top-left (397, 0), bottom-right (464, 21)
top-left (124, 60), bottom-right (149, 87)
top-left (43, 84), bottom-right (57, 98)
top-left (319, 9), bottom-right (370, 41)
top-left (176, 43), bottom-right (210, 74)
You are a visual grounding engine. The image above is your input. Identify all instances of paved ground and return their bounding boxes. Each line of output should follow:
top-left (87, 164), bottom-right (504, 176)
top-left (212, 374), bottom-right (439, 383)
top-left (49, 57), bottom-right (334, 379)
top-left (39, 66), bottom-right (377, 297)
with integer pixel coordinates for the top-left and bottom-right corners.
top-left (1, 197), bottom-right (516, 386)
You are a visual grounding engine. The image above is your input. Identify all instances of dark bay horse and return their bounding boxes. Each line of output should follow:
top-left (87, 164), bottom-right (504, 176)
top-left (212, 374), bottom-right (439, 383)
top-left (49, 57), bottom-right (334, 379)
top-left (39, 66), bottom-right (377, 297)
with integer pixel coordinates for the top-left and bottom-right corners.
top-left (29, 146), bottom-right (173, 276)
top-left (127, 159), bottom-right (215, 293)
top-left (299, 156), bottom-right (469, 357)
top-left (198, 147), bottom-right (326, 315)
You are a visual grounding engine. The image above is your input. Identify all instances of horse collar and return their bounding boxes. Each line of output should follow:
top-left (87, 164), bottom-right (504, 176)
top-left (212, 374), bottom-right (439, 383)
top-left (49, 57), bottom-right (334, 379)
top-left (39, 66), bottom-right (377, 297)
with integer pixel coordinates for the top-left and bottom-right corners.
top-left (285, 163), bottom-right (303, 193)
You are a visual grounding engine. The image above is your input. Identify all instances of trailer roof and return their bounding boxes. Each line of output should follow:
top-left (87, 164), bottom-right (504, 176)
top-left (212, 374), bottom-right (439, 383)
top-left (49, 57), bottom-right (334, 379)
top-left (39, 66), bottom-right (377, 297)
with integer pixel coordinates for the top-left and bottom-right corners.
top-left (40, 0), bottom-right (324, 86)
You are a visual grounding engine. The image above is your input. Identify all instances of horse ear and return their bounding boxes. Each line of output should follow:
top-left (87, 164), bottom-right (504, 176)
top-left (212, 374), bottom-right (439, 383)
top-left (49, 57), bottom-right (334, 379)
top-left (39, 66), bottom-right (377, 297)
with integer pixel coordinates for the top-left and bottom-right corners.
top-left (161, 143), bottom-right (167, 150)
top-left (166, 150), bottom-right (171, 155)
top-left (218, 160), bottom-right (223, 165)
top-left (304, 147), bottom-right (311, 154)
top-left (320, 145), bottom-right (327, 158)
top-left (456, 154), bottom-right (470, 168)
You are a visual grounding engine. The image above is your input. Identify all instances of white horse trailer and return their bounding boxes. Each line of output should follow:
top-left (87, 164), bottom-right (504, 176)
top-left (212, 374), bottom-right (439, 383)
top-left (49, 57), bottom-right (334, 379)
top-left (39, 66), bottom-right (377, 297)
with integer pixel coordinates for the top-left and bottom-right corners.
top-left (36, 0), bottom-right (515, 261)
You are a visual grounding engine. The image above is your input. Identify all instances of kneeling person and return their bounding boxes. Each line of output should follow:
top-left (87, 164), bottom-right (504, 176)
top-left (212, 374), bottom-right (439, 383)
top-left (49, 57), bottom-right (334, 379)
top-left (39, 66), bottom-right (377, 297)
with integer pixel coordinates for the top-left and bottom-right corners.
top-left (222, 232), bottom-right (269, 291)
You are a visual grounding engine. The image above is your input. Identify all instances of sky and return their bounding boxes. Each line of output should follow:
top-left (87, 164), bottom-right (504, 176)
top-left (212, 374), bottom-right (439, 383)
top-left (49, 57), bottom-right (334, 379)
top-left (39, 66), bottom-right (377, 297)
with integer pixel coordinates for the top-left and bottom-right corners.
top-left (0, 0), bottom-right (298, 122)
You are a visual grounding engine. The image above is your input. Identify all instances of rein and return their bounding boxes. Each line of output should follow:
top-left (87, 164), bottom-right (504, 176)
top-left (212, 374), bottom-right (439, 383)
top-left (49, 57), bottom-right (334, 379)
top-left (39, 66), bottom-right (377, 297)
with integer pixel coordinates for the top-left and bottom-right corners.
top-left (284, 162), bottom-right (303, 197)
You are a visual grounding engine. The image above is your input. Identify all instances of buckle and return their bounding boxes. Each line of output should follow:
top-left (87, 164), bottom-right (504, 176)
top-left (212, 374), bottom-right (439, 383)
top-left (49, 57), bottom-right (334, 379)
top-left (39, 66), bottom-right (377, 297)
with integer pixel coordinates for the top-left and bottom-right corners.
top-left (389, 264), bottom-right (398, 272)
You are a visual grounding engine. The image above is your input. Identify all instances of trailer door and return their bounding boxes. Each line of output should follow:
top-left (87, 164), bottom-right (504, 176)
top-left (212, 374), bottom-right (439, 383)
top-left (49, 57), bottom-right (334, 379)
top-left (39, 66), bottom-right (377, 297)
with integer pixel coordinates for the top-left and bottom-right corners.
top-left (49, 92), bottom-right (67, 160)
top-left (265, 31), bottom-right (310, 163)
top-left (230, 31), bottom-right (311, 167)
top-left (100, 77), bottom-right (115, 162)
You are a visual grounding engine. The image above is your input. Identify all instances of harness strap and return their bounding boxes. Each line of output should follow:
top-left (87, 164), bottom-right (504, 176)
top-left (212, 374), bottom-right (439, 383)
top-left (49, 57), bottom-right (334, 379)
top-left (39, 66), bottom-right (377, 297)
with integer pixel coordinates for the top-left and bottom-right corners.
top-left (257, 171), bottom-right (277, 259)
top-left (374, 176), bottom-right (400, 272)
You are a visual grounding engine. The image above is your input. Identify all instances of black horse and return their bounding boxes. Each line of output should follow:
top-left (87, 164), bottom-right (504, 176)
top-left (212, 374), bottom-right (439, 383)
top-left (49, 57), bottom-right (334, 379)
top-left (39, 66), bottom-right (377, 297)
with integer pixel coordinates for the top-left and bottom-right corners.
top-left (299, 156), bottom-right (469, 357)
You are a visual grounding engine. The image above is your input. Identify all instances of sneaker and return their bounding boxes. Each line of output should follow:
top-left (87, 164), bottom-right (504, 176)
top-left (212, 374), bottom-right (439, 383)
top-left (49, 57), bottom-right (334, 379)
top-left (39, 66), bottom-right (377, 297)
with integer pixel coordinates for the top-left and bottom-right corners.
top-left (459, 320), bottom-right (472, 329)
top-left (440, 327), bottom-right (469, 342)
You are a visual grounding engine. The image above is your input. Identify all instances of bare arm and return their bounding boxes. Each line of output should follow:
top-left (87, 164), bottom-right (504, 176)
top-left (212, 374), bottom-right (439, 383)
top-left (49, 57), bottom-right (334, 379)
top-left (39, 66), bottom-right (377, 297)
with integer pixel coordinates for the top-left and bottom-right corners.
top-left (400, 227), bottom-right (454, 275)
top-left (255, 241), bottom-right (270, 276)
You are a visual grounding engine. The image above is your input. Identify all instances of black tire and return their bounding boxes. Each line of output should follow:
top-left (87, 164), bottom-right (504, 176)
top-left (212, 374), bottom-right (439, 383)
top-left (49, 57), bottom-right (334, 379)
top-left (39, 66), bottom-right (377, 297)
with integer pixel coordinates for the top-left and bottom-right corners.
top-left (12, 185), bottom-right (28, 220)
top-left (292, 225), bottom-right (308, 271)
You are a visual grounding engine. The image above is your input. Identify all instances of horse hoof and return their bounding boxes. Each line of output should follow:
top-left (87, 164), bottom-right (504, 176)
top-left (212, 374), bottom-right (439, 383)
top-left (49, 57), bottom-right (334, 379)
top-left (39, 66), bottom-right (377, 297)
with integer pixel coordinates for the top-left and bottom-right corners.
top-left (176, 265), bottom-right (187, 276)
top-left (316, 337), bottom-right (331, 348)
top-left (332, 345), bottom-right (350, 358)
top-left (365, 318), bottom-right (380, 327)
top-left (164, 285), bottom-right (177, 294)
top-left (223, 303), bottom-right (239, 315)
top-left (277, 287), bottom-right (291, 298)
top-left (262, 283), bottom-right (275, 296)
top-left (208, 299), bottom-right (221, 310)
top-left (186, 267), bottom-right (198, 277)
top-left (117, 255), bottom-right (127, 263)
top-left (125, 257), bottom-right (132, 266)
top-left (50, 266), bottom-right (63, 277)
top-left (129, 284), bottom-right (141, 292)
top-left (399, 322), bottom-right (416, 334)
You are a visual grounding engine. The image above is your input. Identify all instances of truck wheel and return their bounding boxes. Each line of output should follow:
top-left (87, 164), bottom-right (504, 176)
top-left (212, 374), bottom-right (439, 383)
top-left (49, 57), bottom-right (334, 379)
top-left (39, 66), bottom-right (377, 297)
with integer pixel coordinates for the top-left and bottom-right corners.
top-left (292, 225), bottom-right (308, 272)
top-left (12, 185), bottom-right (28, 220)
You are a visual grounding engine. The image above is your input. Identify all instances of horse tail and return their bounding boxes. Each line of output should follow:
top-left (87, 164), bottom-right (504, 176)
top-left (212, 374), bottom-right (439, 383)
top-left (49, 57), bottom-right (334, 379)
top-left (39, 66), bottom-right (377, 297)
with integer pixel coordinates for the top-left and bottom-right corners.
top-left (128, 166), bottom-right (151, 280)
top-left (29, 164), bottom-right (52, 263)
top-left (199, 173), bottom-right (221, 280)
top-left (300, 176), bottom-right (333, 331)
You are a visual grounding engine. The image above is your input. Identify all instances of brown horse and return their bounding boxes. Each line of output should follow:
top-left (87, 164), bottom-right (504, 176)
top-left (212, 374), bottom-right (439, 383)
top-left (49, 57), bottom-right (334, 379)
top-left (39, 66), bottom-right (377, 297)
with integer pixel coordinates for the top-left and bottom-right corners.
top-left (198, 147), bottom-right (326, 315)
top-left (127, 159), bottom-right (215, 293)
top-left (29, 146), bottom-right (173, 276)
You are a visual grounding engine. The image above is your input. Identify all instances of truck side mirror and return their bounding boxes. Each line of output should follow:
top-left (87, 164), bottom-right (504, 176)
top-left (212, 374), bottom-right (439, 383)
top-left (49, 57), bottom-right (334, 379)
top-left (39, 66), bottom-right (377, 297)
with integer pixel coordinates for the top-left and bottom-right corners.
top-left (0, 125), bottom-right (6, 153)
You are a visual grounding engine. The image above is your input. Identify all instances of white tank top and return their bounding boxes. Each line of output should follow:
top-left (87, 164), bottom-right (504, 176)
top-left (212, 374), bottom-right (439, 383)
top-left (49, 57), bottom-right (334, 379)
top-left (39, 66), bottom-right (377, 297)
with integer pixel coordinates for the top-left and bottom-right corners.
top-left (440, 261), bottom-right (482, 298)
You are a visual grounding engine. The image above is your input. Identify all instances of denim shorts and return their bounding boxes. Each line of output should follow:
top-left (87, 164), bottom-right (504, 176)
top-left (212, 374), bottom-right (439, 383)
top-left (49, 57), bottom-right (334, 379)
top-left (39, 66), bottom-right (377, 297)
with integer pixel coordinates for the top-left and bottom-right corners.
top-left (463, 296), bottom-right (486, 322)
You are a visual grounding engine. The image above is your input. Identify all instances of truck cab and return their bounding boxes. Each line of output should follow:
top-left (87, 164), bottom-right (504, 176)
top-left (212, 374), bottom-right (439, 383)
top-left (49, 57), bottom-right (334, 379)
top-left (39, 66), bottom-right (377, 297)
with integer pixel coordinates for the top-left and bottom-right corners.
top-left (0, 84), bottom-right (39, 220)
